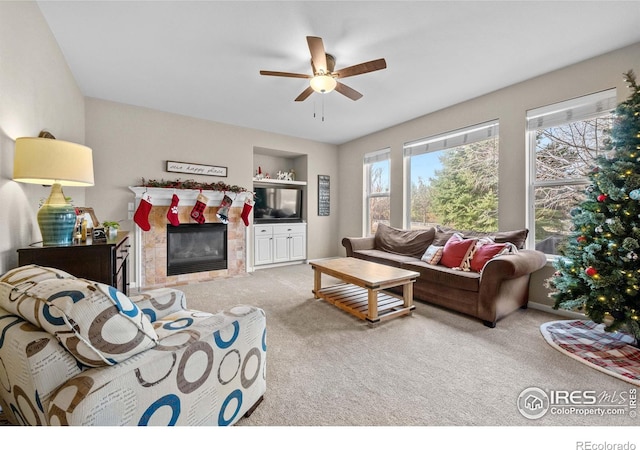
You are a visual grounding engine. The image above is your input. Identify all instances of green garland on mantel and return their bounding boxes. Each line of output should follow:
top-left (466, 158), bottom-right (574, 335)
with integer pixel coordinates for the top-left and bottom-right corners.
top-left (138, 178), bottom-right (249, 193)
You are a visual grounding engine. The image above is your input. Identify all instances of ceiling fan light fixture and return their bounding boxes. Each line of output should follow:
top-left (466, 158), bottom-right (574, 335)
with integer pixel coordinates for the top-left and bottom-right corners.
top-left (310, 75), bottom-right (337, 94)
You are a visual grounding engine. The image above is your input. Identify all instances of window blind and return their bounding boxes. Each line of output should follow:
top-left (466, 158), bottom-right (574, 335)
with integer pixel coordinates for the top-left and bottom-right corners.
top-left (526, 88), bottom-right (617, 131)
top-left (364, 148), bottom-right (390, 164)
top-left (403, 120), bottom-right (499, 157)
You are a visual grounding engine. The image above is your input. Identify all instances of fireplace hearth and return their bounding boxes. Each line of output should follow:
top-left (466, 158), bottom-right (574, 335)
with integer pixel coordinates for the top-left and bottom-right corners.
top-left (167, 223), bottom-right (227, 276)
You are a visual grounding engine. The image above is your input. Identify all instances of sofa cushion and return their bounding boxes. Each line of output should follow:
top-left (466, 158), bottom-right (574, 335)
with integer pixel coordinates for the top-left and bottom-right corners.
top-left (0, 265), bottom-right (158, 367)
top-left (421, 244), bottom-right (444, 265)
top-left (436, 225), bottom-right (529, 249)
top-left (374, 223), bottom-right (435, 258)
top-left (469, 243), bottom-right (511, 273)
top-left (440, 233), bottom-right (477, 270)
top-left (353, 249), bottom-right (419, 268)
top-left (403, 261), bottom-right (480, 293)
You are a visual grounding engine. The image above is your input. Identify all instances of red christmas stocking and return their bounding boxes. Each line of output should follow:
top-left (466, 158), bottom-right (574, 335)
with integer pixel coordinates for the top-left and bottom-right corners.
top-left (167, 193), bottom-right (180, 226)
top-left (134, 194), bottom-right (152, 231)
top-left (241, 197), bottom-right (254, 226)
top-left (190, 192), bottom-right (208, 224)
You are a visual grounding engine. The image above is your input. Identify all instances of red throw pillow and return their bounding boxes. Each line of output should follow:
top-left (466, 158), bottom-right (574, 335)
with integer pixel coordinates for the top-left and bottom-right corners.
top-left (440, 234), bottom-right (477, 270)
top-left (470, 243), bottom-right (509, 272)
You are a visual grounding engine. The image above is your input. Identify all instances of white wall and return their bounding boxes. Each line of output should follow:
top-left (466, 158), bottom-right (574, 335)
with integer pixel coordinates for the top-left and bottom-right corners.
top-left (84, 98), bottom-right (339, 284)
top-left (337, 42), bottom-right (640, 307)
top-left (0, 1), bottom-right (86, 273)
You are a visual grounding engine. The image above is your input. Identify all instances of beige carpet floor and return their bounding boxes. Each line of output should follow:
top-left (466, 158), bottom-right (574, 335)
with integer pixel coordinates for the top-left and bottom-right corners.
top-left (2, 262), bottom-right (638, 436)
top-left (176, 263), bottom-right (637, 427)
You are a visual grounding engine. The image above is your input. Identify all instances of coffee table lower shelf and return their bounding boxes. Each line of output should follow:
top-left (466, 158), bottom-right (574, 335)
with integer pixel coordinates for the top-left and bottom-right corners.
top-left (315, 283), bottom-right (415, 323)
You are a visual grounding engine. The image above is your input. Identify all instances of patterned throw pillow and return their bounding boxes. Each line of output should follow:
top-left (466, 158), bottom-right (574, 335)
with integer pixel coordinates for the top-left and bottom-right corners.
top-left (421, 244), bottom-right (444, 265)
top-left (470, 243), bottom-right (509, 272)
top-left (440, 233), bottom-right (478, 270)
top-left (0, 265), bottom-right (158, 367)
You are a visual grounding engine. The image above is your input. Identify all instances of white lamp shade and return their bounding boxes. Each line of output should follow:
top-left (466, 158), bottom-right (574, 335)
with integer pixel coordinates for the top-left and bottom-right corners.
top-left (310, 75), bottom-right (337, 94)
top-left (13, 137), bottom-right (94, 186)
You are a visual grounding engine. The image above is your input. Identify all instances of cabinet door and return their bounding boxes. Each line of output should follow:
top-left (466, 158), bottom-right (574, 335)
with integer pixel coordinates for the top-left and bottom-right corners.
top-left (273, 235), bottom-right (291, 263)
top-left (289, 233), bottom-right (306, 261)
top-left (254, 235), bottom-right (273, 266)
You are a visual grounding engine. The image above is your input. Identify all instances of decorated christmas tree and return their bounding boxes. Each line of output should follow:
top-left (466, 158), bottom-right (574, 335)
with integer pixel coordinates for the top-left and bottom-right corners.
top-left (549, 70), bottom-right (640, 343)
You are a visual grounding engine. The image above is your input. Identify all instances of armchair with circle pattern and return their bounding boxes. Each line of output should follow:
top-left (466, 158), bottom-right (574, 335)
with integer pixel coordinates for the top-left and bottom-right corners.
top-left (0, 265), bottom-right (266, 426)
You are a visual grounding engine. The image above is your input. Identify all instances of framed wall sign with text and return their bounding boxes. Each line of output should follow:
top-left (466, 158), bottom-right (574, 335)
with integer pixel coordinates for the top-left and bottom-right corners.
top-left (318, 175), bottom-right (330, 216)
top-left (166, 160), bottom-right (228, 177)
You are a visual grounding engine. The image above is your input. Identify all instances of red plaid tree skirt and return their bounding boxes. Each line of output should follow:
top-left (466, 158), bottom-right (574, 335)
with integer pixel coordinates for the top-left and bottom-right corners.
top-left (540, 320), bottom-right (640, 386)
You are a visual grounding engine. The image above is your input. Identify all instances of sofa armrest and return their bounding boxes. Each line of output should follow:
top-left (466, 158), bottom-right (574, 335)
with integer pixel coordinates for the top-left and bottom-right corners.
top-left (478, 249), bottom-right (547, 324)
top-left (130, 287), bottom-right (187, 323)
top-left (341, 236), bottom-right (376, 256)
top-left (482, 249), bottom-right (547, 281)
top-left (0, 309), bottom-right (83, 425)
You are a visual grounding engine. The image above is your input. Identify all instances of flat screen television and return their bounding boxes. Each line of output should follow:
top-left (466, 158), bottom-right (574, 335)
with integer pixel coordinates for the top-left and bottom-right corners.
top-left (254, 187), bottom-right (303, 223)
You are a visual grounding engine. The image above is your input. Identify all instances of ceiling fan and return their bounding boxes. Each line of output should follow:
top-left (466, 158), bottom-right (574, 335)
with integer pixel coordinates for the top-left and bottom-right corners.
top-left (259, 36), bottom-right (387, 101)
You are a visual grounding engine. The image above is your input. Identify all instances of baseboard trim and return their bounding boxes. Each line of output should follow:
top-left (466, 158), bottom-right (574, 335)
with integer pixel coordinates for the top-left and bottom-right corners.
top-left (528, 301), bottom-right (586, 319)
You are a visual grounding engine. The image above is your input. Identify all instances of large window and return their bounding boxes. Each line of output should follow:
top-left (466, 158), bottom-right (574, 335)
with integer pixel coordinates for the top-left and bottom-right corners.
top-left (527, 89), bottom-right (617, 255)
top-left (404, 120), bottom-right (499, 231)
top-left (364, 148), bottom-right (390, 236)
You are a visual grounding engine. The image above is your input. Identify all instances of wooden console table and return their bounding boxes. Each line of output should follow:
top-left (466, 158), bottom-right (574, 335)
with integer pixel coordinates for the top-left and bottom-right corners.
top-left (18, 231), bottom-right (130, 295)
top-left (310, 257), bottom-right (419, 324)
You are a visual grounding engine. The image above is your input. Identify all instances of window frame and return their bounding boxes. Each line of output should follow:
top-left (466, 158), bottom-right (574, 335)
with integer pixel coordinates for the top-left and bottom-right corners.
top-left (363, 148), bottom-right (391, 236)
top-left (525, 88), bottom-right (617, 255)
top-left (403, 120), bottom-right (500, 230)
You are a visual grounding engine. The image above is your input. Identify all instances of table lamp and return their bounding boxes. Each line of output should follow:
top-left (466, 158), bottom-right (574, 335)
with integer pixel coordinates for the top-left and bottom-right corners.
top-left (13, 132), bottom-right (94, 246)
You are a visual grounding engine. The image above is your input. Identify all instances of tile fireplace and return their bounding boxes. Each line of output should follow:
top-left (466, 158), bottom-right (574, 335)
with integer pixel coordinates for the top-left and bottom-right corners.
top-left (129, 187), bottom-right (249, 289)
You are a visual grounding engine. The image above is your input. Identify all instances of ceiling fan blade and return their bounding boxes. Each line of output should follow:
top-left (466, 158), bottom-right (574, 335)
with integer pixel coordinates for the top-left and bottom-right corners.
top-left (260, 70), bottom-right (311, 79)
top-left (295, 86), bottom-right (314, 102)
top-left (334, 58), bottom-right (387, 79)
top-left (307, 36), bottom-right (327, 73)
top-left (335, 82), bottom-right (363, 101)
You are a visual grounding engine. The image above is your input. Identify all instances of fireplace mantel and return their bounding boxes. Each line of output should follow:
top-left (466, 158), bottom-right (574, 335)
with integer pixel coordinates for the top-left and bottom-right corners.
top-left (129, 187), bottom-right (251, 206)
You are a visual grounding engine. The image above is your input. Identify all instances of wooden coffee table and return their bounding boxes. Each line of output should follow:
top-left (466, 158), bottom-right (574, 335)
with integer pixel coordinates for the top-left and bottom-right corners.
top-left (310, 257), bottom-right (419, 324)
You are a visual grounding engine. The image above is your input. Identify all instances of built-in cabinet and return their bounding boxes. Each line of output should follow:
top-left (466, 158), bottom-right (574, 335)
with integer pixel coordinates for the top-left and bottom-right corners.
top-left (254, 223), bottom-right (306, 266)
top-left (252, 147), bottom-right (308, 268)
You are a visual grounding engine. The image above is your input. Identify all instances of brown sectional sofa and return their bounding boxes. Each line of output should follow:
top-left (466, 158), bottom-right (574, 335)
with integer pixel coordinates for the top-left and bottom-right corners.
top-left (341, 224), bottom-right (547, 327)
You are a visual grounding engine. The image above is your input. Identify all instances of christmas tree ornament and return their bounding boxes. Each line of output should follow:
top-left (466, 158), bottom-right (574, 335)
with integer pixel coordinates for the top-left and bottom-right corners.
top-left (190, 192), bottom-right (208, 224)
top-left (216, 194), bottom-right (233, 224)
top-left (585, 266), bottom-right (598, 277)
top-left (597, 193), bottom-right (608, 202)
top-left (134, 193), bottom-right (152, 231)
top-left (629, 189), bottom-right (640, 200)
top-left (577, 235), bottom-right (587, 244)
top-left (167, 193), bottom-right (180, 226)
top-left (241, 196), bottom-right (254, 227)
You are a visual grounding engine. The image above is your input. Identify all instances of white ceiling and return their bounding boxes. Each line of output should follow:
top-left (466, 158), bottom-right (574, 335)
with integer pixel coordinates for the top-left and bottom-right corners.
top-left (37, 1), bottom-right (640, 145)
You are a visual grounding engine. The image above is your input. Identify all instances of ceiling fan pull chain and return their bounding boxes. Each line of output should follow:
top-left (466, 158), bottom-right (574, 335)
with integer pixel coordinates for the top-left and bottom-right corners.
top-left (322, 95), bottom-right (325, 122)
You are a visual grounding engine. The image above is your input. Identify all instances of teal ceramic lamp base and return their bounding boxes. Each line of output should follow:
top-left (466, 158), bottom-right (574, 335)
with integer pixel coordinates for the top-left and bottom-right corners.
top-left (37, 183), bottom-right (77, 246)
